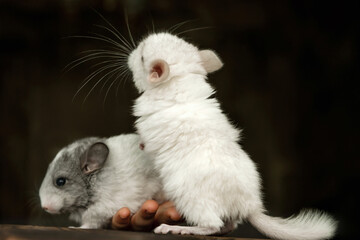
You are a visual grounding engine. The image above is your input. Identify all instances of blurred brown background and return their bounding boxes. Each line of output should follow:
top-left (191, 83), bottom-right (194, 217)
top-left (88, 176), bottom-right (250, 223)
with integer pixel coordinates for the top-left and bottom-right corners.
top-left (0, 0), bottom-right (358, 239)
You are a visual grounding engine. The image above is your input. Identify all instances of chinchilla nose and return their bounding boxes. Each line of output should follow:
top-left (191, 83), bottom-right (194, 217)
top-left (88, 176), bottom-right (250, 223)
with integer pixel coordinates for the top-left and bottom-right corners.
top-left (41, 204), bottom-right (52, 212)
top-left (41, 204), bottom-right (60, 214)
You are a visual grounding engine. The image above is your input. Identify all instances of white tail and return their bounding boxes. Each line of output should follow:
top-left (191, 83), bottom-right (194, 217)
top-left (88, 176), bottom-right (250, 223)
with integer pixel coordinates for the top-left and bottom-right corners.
top-left (248, 209), bottom-right (337, 240)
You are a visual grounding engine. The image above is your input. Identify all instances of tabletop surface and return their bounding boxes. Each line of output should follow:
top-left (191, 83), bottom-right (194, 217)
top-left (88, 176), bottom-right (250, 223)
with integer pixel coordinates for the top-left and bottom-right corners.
top-left (0, 224), bottom-right (267, 240)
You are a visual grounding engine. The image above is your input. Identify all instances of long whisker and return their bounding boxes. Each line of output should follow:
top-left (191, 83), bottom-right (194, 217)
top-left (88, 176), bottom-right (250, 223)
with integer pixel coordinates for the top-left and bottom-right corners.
top-left (63, 52), bottom-right (106, 72)
top-left (73, 63), bottom-right (121, 102)
top-left (80, 49), bottom-right (128, 57)
top-left (124, 9), bottom-right (136, 48)
top-left (64, 58), bottom-right (125, 82)
top-left (83, 51), bottom-right (126, 60)
top-left (177, 26), bottom-right (214, 36)
top-left (27, 195), bottom-right (43, 218)
top-left (82, 65), bottom-right (123, 104)
top-left (168, 19), bottom-right (196, 34)
top-left (63, 11), bottom-right (133, 105)
top-left (90, 32), bottom-right (130, 53)
top-left (103, 76), bottom-right (119, 105)
top-left (99, 64), bottom-right (129, 93)
top-left (26, 195), bottom-right (40, 208)
top-left (26, 183), bottom-right (42, 216)
top-left (63, 52), bottom-right (126, 74)
top-left (63, 35), bottom-right (126, 52)
top-left (116, 69), bottom-right (132, 98)
top-left (144, 12), bottom-right (156, 35)
top-left (91, 32), bottom-right (130, 54)
top-left (103, 67), bottom-right (129, 105)
top-left (85, 60), bottom-right (126, 80)
top-left (151, 14), bottom-right (155, 34)
top-left (75, 63), bottom-right (116, 96)
top-left (93, 24), bottom-right (132, 52)
top-left (99, 68), bottom-right (119, 95)
top-left (91, 8), bottom-right (134, 51)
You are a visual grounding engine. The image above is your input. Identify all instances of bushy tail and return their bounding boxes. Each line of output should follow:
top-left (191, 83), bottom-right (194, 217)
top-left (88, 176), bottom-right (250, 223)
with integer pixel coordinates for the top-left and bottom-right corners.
top-left (248, 209), bottom-right (337, 240)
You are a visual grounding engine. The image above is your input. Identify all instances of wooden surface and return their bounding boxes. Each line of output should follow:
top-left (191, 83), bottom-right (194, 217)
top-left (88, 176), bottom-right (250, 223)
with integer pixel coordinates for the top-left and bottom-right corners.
top-left (0, 225), bottom-right (267, 240)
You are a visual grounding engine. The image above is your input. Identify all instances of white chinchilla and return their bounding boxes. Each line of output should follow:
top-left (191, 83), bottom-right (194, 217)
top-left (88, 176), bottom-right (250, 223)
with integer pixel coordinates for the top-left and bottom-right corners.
top-left (127, 32), bottom-right (337, 239)
top-left (39, 133), bottom-right (162, 229)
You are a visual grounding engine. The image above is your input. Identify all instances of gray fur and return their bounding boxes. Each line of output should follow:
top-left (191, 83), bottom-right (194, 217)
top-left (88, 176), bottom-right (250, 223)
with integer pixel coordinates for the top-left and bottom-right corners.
top-left (39, 134), bottom-right (163, 229)
top-left (43, 137), bottom-right (104, 214)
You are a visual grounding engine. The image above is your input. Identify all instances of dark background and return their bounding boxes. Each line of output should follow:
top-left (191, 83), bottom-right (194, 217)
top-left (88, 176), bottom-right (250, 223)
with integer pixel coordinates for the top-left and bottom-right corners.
top-left (0, 0), bottom-right (358, 239)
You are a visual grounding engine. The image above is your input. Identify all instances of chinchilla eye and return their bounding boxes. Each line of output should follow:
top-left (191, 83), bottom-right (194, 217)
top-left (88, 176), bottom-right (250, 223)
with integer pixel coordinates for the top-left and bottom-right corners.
top-left (55, 177), bottom-right (66, 187)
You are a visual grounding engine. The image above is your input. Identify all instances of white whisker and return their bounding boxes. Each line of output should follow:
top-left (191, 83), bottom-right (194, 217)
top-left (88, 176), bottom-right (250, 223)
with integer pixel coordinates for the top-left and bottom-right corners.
top-left (64, 11), bottom-right (133, 104)
top-left (116, 69), bottom-right (132, 98)
top-left (124, 9), bottom-right (136, 48)
top-left (65, 35), bottom-right (127, 52)
top-left (100, 64), bottom-right (129, 95)
top-left (73, 62), bottom-right (121, 102)
top-left (94, 24), bottom-right (133, 52)
top-left (64, 52), bottom-right (124, 74)
top-left (168, 19), bottom-right (196, 34)
top-left (83, 66), bottom-right (122, 104)
top-left (81, 49), bottom-right (129, 57)
top-left (92, 8), bottom-right (134, 51)
top-left (91, 32), bottom-right (130, 54)
top-left (177, 26), bottom-right (213, 36)
top-left (103, 67), bottom-right (129, 105)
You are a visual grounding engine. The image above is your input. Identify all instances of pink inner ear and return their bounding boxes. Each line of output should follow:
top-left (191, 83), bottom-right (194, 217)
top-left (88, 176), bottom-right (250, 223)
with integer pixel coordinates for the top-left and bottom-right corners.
top-left (150, 71), bottom-right (159, 79)
top-left (151, 63), bottom-right (163, 78)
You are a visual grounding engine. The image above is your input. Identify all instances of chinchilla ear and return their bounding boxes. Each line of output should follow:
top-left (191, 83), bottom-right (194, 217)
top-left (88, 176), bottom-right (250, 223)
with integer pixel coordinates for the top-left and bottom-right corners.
top-left (148, 59), bottom-right (170, 83)
top-left (199, 49), bottom-right (223, 73)
top-left (80, 142), bottom-right (109, 175)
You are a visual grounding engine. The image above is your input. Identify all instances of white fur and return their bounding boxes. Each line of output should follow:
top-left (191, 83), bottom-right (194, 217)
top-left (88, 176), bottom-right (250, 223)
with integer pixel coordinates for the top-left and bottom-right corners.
top-left (76, 134), bottom-right (162, 228)
top-left (128, 33), bottom-right (337, 239)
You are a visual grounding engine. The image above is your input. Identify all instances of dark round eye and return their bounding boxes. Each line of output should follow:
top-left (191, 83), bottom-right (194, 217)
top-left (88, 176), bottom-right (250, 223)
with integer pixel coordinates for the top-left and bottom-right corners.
top-left (55, 177), bottom-right (66, 187)
top-left (141, 56), bottom-right (144, 62)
